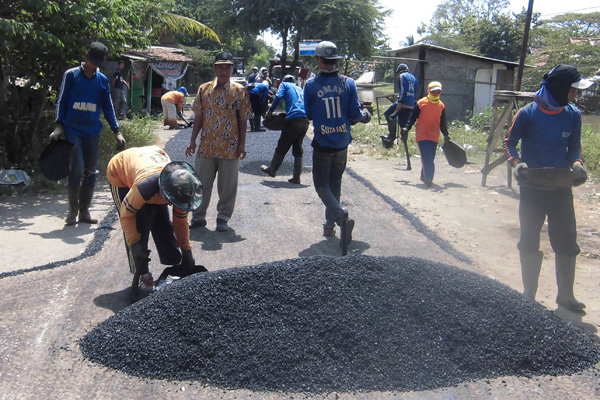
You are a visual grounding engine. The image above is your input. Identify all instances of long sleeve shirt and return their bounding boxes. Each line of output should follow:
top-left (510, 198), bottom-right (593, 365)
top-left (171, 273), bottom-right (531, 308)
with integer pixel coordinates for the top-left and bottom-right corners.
top-left (503, 102), bottom-right (582, 169)
top-left (106, 146), bottom-right (191, 251)
top-left (304, 71), bottom-right (365, 151)
top-left (56, 65), bottom-right (119, 136)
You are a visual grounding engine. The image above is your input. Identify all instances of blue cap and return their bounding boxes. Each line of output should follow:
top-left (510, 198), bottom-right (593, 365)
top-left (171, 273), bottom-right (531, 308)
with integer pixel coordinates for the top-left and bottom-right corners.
top-left (177, 87), bottom-right (189, 96)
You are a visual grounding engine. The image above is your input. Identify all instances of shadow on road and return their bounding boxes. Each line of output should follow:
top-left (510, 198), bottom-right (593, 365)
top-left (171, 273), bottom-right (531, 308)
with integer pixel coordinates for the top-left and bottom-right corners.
top-left (93, 287), bottom-right (135, 314)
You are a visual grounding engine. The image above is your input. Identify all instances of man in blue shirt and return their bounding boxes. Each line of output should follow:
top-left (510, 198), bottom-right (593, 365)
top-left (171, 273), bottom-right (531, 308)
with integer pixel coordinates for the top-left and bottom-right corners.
top-left (261, 75), bottom-right (309, 184)
top-left (381, 63), bottom-right (418, 148)
top-left (248, 81), bottom-right (271, 131)
top-left (503, 64), bottom-right (593, 311)
top-left (50, 41), bottom-right (126, 226)
top-left (304, 41), bottom-right (370, 247)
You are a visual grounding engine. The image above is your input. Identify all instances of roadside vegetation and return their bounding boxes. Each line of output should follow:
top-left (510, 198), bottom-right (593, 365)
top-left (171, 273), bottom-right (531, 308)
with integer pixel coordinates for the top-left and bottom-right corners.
top-left (0, 116), bottom-right (159, 197)
top-left (352, 87), bottom-right (600, 180)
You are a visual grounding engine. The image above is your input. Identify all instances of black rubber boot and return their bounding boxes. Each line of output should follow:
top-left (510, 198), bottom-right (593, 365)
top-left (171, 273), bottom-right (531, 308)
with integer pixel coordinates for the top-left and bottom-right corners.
top-left (65, 187), bottom-right (79, 226)
top-left (78, 187), bottom-right (98, 224)
top-left (555, 254), bottom-right (586, 311)
top-left (288, 157), bottom-right (302, 184)
top-left (381, 118), bottom-right (397, 148)
top-left (520, 250), bottom-right (543, 300)
top-left (260, 153), bottom-right (284, 178)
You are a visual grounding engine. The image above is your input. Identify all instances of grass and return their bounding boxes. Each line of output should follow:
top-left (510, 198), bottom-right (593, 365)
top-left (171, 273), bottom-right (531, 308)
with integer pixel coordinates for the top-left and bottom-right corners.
top-left (353, 96), bottom-right (600, 178)
top-left (0, 115), bottom-right (159, 197)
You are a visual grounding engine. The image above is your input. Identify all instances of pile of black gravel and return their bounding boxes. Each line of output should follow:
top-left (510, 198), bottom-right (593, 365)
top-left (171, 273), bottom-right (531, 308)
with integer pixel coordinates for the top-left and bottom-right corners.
top-left (80, 255), bottom-right (600, 393)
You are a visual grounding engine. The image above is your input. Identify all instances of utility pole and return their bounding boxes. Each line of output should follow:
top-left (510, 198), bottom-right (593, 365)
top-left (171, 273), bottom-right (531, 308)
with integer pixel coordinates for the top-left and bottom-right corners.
top-left (515, 0), bottom-right (534, 91)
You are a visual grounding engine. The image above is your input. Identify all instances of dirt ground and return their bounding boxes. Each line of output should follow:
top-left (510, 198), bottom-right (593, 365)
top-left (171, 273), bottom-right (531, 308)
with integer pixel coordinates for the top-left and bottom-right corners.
top-left (347, 146), bottom-right (600, 335)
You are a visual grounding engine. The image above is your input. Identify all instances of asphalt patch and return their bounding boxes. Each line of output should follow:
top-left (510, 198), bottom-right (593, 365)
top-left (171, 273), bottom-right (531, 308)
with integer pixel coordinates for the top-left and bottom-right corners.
top-left (80, 255), bottom-right (600, 394)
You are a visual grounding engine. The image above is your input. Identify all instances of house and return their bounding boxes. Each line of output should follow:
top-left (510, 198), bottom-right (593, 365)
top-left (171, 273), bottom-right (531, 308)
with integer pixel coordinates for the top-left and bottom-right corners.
top-left (386, 44), bottom-right (521, 121)
top-left (120, 46), bottom-right (192, 114)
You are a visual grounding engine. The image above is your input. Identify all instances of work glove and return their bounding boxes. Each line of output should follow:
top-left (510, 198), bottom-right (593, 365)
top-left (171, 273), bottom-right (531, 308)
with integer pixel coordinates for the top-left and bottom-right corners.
top-left (572, 163), bottom-right (588, 187)
top-left (130, 241), bottom-right (150, 271)
top-left (443, 135), bottom-right (450, 145)
top-left (49, 125), bottom-right (65, 141)
top-left (177, 111), bottom-right (184, 119)
top-left (181, 249), bottom-right (195, 270)
top-left (513, 161), bottom-right (528, 183)
top-left (115, 132), bottom-right (126, 151)
top-left (361, 110), bottom-right (371, 124)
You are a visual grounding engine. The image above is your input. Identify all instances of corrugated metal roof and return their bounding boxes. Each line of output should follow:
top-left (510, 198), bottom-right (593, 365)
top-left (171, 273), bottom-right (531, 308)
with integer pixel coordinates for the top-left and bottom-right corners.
top-left (122, 46), bottom-right (191, 62)
top-left (389, 44), bottom-right (521, 66)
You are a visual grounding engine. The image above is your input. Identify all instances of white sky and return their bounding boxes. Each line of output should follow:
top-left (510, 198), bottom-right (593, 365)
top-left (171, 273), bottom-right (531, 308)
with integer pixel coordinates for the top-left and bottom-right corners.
top-left (381, 0), bottom-right (600, 48)
top-left (264, 0), bottom-right (600, 51)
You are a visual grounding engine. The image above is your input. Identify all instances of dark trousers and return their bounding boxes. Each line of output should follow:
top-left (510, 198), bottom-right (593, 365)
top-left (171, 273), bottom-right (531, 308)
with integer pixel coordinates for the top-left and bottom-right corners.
top-left (274, 117), bottom-right (309, 158)
top-left (384, 103), bottom-right (412, 128)
top-left (312, 147), bottom-right (347, 227)
top-left (518, 186), bottom-right (580, 256)
top-left (249, 93), bottom-right (264, 130)
top-left (111, 185), bottom-right (181, 275)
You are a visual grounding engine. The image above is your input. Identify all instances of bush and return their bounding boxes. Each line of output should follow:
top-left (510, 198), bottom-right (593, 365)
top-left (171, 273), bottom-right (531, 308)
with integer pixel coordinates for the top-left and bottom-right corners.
top-left (0, 115), bottom-right (158, 197)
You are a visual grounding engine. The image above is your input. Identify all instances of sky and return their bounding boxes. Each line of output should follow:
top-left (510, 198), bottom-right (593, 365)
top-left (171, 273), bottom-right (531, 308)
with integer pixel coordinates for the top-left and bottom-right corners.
top-left (381, 0), bottom-right (600, 49)
top-left (264, 0), bottom-right (600, 51)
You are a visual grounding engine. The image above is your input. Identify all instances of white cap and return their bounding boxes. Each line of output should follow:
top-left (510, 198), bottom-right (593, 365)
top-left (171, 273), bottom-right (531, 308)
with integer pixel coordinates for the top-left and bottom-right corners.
top-left (572, 78), bottom-right (594, 90)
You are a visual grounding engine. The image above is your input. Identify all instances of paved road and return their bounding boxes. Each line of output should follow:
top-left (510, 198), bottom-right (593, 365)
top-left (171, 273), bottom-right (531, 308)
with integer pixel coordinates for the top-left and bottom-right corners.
top-left (0, 126), bottom-right (596, 399)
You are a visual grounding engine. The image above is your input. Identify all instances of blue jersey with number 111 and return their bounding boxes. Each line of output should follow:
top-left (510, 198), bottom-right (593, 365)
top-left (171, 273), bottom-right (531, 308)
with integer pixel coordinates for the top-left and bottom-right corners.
top-left (304, 72), bottom-right (364, 150)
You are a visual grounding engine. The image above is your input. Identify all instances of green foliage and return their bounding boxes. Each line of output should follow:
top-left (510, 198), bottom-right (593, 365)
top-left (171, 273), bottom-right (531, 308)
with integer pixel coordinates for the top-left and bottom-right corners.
top-left (581, 126), bottom-right (600, 173)
top-left (418, 0), bottom-right (527, 61)
top-left (523, 12), bottom-right (600, 92)
top-left (97, 115), bottom-right (159, 176)
top-left (0, 115), bottom-right (159, 197)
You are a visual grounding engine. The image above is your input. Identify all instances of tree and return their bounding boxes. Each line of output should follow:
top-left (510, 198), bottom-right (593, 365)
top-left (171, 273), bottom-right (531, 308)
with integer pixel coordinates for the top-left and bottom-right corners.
top-left (0, 0), bottom-right (219, 167)
top-left (418, 0), bottom-right (524, 61)
top-left (228, 0), bottom-right (389, 66)
top-left (522, 12), bottom-right (600, 92)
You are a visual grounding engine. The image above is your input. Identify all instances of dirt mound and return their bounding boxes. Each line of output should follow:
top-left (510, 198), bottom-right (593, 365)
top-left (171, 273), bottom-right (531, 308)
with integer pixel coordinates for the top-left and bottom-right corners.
top-left (80, 255), bottom-right (600, 393)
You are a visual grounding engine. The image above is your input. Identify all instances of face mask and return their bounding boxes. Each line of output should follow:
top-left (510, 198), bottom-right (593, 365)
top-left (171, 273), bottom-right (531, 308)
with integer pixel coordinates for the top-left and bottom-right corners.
top-left (428, 93), bottom-right (440, 103)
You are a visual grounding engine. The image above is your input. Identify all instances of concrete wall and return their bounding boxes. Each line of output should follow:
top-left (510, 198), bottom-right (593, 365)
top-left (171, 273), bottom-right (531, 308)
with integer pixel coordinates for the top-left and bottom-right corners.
top-left (393, 47), bottom-right (516, 121)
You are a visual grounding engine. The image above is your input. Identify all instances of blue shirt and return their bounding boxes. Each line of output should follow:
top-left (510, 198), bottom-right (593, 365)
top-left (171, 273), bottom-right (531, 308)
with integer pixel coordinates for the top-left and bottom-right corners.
top-left (269, 82), bottom-right (306, 120)
top-left (304, 71), bottom-right (365, 150)
top-left (398, 72), bottom-right (418, 107)
top-left (56, 65), bottom-right (119, 137)
top-left (249, 82), bottom-right (270, 102)
top-left (503, 102), bottom-right (582, 169)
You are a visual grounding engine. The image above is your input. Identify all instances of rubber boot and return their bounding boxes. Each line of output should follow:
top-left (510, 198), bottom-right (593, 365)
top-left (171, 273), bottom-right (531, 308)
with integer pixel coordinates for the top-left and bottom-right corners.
top-left (65, 187), bottom-right (79, 226)
top-left (520, 250), bottom-right (543, 300)
top-left (288, 157), bottom-right (302, 184)
top-left (381, 118), bottom-right (397, 149)
top-left (555, 254), bottom-right (586, 311)
top-left (260, 153), bottom-right (284, 178)
top-left (78, 186), bottom-right (98, 224)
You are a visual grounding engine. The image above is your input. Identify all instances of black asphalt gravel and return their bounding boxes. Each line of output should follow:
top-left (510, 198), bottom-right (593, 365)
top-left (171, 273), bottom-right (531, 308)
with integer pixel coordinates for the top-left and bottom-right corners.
top-left (79, 255), bottom-right (600, 394)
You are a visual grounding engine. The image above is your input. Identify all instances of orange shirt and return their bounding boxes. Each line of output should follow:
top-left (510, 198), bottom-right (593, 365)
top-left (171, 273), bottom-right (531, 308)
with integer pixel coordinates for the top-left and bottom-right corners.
top-left (106, 146), bottom-right (191, 250)
top-left (161, 90), bottom-right (185, 112)
top-left (415, 97), bottom-right (445, 142)
top-left (191, 80), bottom-right (253, 159)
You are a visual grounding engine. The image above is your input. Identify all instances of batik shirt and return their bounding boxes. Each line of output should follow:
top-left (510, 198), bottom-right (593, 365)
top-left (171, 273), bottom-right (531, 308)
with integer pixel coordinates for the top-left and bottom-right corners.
top-left (191, 80), bottom-right (253, 159)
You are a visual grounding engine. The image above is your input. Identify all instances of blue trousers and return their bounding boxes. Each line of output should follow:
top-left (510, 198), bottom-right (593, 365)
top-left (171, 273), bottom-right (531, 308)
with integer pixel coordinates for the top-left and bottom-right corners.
top-left (417, 140), bottom-right (438, 181)
top-left (65, 133), bottom-right (100, 189)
